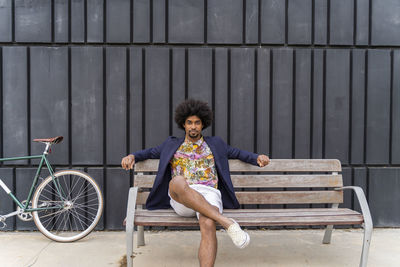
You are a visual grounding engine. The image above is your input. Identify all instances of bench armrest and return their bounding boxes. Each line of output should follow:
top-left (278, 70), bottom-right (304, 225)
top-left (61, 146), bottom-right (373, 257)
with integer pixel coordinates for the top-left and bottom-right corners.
top-left (334, 186), bottom-right (373, 229)
top-left (126, 187), bottom-right (139, 229)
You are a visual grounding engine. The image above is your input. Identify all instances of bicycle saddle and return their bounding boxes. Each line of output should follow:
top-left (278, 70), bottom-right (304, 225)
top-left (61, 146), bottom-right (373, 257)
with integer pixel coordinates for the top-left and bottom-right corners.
top-left (33, 136), bottom-right (64, 144)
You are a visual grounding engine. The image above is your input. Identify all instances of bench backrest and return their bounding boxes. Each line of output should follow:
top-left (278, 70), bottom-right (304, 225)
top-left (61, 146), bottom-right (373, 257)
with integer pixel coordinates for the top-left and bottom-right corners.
top-left (134, 159), bottom-right (343, 206)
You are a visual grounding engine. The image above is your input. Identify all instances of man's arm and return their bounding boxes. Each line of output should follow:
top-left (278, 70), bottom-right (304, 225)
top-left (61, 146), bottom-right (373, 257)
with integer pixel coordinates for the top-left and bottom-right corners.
top-left (121, 137), bottom-right (170, 170)
top-left (226, 142), bottom-right (270, 167)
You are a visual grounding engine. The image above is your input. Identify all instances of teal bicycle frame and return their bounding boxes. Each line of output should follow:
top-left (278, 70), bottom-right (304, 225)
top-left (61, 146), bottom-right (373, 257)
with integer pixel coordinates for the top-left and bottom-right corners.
top-left (0, 147), bottom-right (65, 213)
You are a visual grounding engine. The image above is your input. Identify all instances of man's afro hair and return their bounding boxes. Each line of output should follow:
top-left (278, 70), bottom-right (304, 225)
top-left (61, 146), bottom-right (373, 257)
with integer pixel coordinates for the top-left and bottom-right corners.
top-left (174, 99), bottom-right (213, 130)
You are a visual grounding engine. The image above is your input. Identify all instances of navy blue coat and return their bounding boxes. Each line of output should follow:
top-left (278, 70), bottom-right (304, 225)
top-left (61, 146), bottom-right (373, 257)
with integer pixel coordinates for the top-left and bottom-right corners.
top-left (133, 136), bottom-right (259, 210)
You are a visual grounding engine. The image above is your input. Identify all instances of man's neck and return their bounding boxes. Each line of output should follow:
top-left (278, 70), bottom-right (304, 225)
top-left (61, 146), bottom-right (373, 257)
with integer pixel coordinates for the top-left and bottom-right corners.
top-left (185, 135), bottom-right (202, 143)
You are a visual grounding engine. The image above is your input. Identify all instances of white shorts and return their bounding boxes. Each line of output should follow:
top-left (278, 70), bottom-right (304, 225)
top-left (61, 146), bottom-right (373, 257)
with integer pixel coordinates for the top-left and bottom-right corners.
top-left (168, 184), bottom-right (223, 220)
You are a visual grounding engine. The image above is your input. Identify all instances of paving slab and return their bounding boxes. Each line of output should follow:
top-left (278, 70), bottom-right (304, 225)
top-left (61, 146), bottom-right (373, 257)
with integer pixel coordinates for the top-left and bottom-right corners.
top-left (0, 229), bottom-right (398, 267)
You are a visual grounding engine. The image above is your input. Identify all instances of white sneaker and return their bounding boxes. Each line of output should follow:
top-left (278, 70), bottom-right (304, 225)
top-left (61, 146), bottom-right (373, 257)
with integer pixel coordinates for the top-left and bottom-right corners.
top-left (226, 219), bottom-right (250, 249)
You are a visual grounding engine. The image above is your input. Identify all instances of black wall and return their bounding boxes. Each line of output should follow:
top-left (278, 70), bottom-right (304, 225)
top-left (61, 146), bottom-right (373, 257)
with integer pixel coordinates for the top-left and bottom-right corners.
top-left (0, 0), bottom-right (400, 230)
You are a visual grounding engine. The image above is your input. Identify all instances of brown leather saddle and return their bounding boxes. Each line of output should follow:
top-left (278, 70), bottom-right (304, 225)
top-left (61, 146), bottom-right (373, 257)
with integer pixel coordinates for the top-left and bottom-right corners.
top-left (33, 136), bottom-right (64, 144)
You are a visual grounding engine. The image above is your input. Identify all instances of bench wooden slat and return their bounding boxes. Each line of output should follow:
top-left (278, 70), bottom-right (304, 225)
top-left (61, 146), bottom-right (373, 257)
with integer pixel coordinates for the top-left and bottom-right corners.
top-left (135, 208), bottom-right (359, 215)
top-left (134, 211), bottom-right (363, 226)
top-left (136, 191), bottom-right (343, 205)
top-left (134, 159), bottom-right (342, 172)
top-left (134, 174), bottom-right (343, 188)
top-left (136, 209), bottom-right (360, 218)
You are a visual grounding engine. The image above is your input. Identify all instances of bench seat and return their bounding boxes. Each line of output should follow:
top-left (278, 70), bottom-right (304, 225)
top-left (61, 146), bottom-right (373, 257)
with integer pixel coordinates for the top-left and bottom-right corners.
top-left (134, 208), bottom-right (364, 227)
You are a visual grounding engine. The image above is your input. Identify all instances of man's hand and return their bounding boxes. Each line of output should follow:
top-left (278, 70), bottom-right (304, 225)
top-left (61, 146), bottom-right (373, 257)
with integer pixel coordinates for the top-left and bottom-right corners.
top-left (257, 154), bottom-right (270, 167)
top-left (121, 154), bottom-right (135, 170)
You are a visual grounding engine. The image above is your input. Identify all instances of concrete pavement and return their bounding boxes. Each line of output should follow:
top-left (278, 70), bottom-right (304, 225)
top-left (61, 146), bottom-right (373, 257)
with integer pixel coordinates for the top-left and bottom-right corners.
top-left (0, 229), bottom-right (398, 267)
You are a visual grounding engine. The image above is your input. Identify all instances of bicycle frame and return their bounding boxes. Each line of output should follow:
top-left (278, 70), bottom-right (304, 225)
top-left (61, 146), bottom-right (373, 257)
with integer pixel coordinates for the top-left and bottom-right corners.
top-left (0, 144), bottom-right (64, 212)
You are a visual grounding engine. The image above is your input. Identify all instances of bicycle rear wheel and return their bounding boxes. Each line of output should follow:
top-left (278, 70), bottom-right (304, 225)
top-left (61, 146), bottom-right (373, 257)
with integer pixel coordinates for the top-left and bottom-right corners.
top-left (32, 170), bottom-right (103, 242)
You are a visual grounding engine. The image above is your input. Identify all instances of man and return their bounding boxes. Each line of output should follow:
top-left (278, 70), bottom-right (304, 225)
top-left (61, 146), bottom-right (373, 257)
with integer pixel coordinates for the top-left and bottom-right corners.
top-left (121, 99), bottom-right (270, 267)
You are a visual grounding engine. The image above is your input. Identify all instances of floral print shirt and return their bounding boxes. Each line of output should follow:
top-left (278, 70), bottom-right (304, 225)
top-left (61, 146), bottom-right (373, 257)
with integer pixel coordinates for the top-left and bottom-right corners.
top-left (170, 136), bottom-right (218, 188)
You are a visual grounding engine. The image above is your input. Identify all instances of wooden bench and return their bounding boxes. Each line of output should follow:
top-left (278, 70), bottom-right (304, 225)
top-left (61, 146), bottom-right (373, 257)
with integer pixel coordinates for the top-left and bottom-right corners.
top-left (125, 159), bottom-right (372, 267)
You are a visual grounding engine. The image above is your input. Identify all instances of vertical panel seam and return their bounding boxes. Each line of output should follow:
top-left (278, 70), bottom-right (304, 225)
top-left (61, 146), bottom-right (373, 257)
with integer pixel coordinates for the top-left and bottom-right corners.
top-left (292, 49), bottom-right (296, 158)
top-left (68, 47), bottom-right (72, 166)
top-left (212, 48), bottom-right (216, 136)
top-left (243, 0), bottom-right (246, 45)
top-left (103, 0), bottom-right (107, 43)
top-left (169, 48), bottom-right (173, 135)
top-left (0, 47), bottom-right (3, 160)
top-left (84, 0), bottom-right (88, 43)
top-left (254, 48), bottom-right (258, 153)
top-left (150, 0), bottom-right (153, 44)
top-left (68, 0), bottom-right (72, 43)
top-left (227, 48), bottom-right (231, 144)
top-left (258, 0), bottom-right (261, 45)
top-left (130, 0), bottom-right (134, 43)
top-left (363, 50), bottom-right (368, 164)
top-left (11, 0), bottom-right (15, 42)
top-left (51, 0), bottom-right (55, 43)
top-left (389, 49), bottom-right (394, 164)
top-left (310, 50), bottom-right (314, 158)
top-left (165, 0), bottom-right (169, 43)
top-left (353, 0), bottom-right (357, 45)
top-left (27, 47), bottom-right (31, 165)
top-left (311, 0), bottom-right (315, 45)
top-left (126, 47), bottom-right (130, 155)
top-left (327, 0), bottom-right (330, 45)
top-left (142, 48), bottom-right (146, 148)
top-left (349, 49), bottom-right (353, 164)
top-left (184, 48), bottom-right (188, 99)
top-left (269, 49), bottom-right (273, 157)
top-left (204, 0), bottom-right (207, 44)
top-left (322, 49), bottom-right (326, 159)
top-left (285, 0), bottom-right (288, 45)
top-left (103, 47), bottom-right (107, 164)
top-left (368, 0), bottom-right (372, 46)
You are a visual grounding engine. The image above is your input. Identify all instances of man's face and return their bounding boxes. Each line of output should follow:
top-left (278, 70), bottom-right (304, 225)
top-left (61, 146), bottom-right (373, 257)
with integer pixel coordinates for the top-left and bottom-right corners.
top-left (183, 115), bottom-right (203, 139)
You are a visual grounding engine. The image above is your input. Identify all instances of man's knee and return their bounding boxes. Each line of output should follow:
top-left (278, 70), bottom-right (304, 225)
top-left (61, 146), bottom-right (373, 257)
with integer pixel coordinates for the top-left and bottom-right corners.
top-left (199, 216), bottom-right (216, 232)
top-left (169, 176), bottom-right (188, 199)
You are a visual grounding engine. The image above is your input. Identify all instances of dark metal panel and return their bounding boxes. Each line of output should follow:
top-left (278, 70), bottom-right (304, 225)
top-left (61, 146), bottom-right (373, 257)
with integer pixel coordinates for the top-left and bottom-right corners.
top-left (207, 0), bottom-right (242, 44)
top-left (15, 168), bottom-right (37, 230)
top-left (356, 0), bottom-right (369, 45)
top-left (30, 47), bottom-right (69, 165)
top-left (71, 0), bottom-right (84, 43)
top-left (188, 48), bottom-right (212, 136)
top-left (272, 49), bottom-right (293, 158)
top-left (366, 50), bottom-right (391, 164)
top-left (294, 49), bottom-right (311, 158)
top-left (335, 167), bottom-right (352, 229)
top-left (314, 0), bottom-right (327, 45)
top-left (288, 0), bottom-right (312, 45)
top-left (261, 0), bottom-right (285, 44)
top-left (153, 0), bottom-right (166, 43)
top-left (54, 0), bottom-right (69, 43)
top-left (214, 48), bottom-right (228, 141)
top-left (230, 48), bottom-right (254, 151)
top-left (129, 47), bottom-right (143, 152)
top-left (105, 168), bottom-right (130, 230)
top-left (106, 47), bottom-right (127, 164)
top-left (369, 168), bottom-right (400, 227)
top-left (329, 0), bottom-right (354, 45)
top-left (351, 49), bottom-right (366, 164)
top-left (87, 167), bottom-right (105, 230)
top-left (312, 49), bottom-right (324, 158)
top-left (245, 0), bottom-right (258, 44)
top-left (133, 0), bottom-right (150, 43)
top-left (106, 0), bottom-right (130, 43)
top-left (87, 0), bottom-right (104, 42)
top-left (169, 0), bottom-right (204, 44)
top-left (256, 48), bottom-right (270, 155)
top-left (145, 47), bottom-right (170, 148)
top-left (15, 0), bottom-right (51, 42)
top-left (171, 48), bottom-right (185, 137)
top-left (392, 51), bottom-right (400, 164)
top-left (71, 47), bottom-right (103, 165)
top-left (0, 0), bottom-right (12, 42)
top-left (353, 167), bottom-right (367, 215)
top-left (371, 0), bottom-right (400, 45)
top-left (325, 49), bottom-right (350, 163)
top-left (2, 47), bottom-right (28, 165)
top-left (0, 168), bottom-right (15, 230)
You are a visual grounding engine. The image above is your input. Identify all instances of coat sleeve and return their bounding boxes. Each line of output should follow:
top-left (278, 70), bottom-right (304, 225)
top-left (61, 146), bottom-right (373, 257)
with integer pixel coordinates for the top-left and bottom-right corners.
top-left (217, 137), bottom-right (259, 166)
top-left (131, 137), bottom-right (171, 162)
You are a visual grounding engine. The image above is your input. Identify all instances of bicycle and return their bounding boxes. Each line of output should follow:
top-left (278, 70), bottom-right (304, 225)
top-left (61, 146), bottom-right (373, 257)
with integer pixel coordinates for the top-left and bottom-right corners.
top-left (0, 136), bottom-right (103, 242)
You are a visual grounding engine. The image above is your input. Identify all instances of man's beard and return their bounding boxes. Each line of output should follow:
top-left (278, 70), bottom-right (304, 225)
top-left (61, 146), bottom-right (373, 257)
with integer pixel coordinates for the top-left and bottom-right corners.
top-left (189, 131), bottom-right (199, 138)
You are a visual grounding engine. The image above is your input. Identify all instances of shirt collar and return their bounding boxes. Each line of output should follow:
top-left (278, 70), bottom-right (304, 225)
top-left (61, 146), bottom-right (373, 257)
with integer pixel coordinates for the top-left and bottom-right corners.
top-left (184, 136), bottom-right (204, 146)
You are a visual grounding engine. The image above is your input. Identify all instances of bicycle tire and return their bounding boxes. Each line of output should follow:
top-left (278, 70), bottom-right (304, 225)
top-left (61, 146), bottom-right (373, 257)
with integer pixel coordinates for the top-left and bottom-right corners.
top-left (32, 170), bottom-right (103, 242)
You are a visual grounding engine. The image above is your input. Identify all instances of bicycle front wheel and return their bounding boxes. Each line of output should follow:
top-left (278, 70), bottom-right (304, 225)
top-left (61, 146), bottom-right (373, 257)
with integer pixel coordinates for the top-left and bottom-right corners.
top-left (32, 170), bottom-right (103, 242)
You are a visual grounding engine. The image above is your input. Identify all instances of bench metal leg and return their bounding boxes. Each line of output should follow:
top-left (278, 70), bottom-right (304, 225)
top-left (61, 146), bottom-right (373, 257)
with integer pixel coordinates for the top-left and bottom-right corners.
top-left (360, 222), bottom-right (372, 267)
top-left (137, 226), bottom-right (145, 246)
top-left (322, 203), bottom-right (339, 244)
top-left (126, 187), bottom-right (138, 267)
top-left (334, 186), bottom-right (373, 267)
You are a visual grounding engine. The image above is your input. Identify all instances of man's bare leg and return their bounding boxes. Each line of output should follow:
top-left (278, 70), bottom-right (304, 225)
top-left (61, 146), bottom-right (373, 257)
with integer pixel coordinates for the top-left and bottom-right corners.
top-left (198, 210), bottom-right (218, 267)
top-left (169, 176), bottom-right (233, 229)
